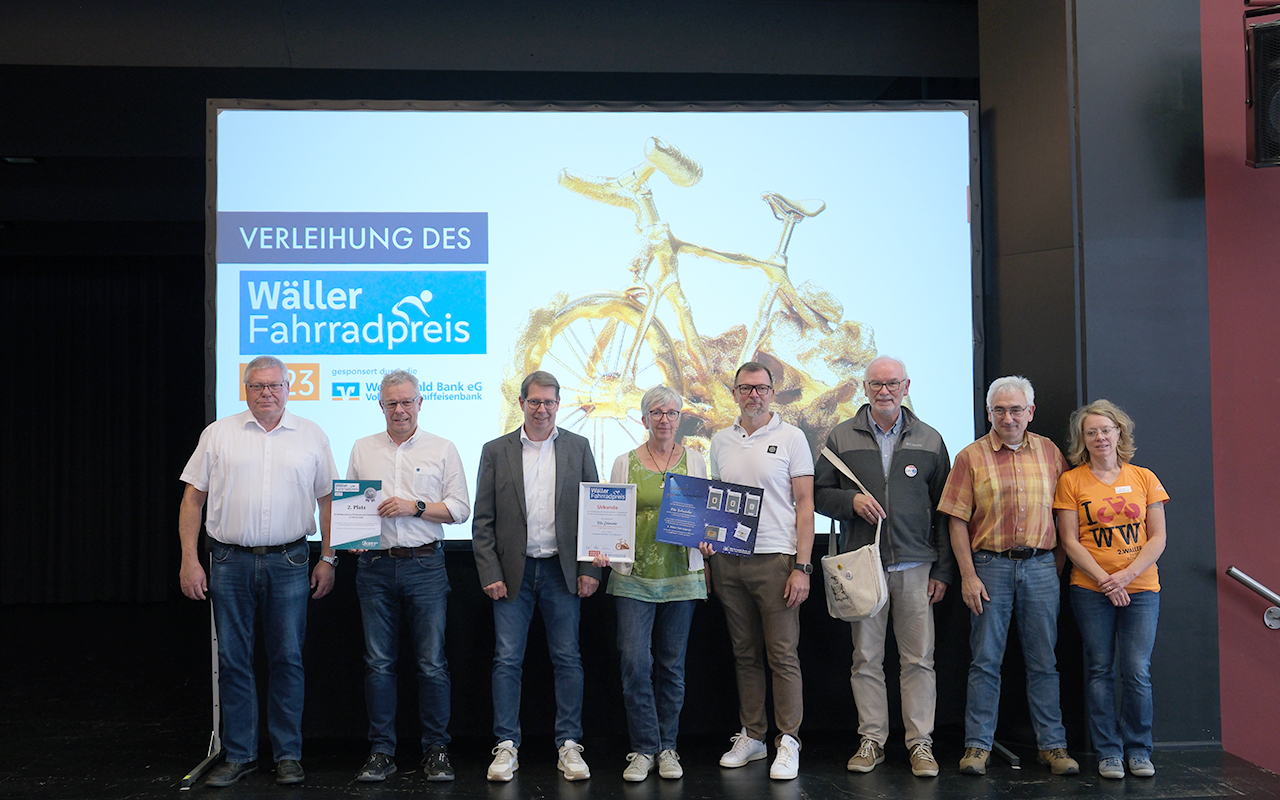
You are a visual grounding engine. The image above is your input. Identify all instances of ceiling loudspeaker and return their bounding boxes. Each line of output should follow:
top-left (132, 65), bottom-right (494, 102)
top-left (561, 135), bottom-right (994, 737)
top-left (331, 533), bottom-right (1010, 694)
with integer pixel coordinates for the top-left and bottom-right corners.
top-left (1248, 16), bottom-right (1280, 167)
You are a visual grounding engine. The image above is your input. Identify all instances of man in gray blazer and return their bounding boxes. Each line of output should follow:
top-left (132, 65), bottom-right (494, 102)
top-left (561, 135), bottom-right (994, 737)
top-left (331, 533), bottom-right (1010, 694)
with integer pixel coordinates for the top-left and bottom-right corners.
top-left (472, 370), bottom-right (602, 782)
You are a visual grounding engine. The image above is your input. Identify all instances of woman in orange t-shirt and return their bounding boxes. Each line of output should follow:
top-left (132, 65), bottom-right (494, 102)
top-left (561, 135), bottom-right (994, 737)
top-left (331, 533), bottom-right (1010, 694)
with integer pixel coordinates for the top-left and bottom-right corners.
top-left (1053, 400), bottom-right (1168, 781)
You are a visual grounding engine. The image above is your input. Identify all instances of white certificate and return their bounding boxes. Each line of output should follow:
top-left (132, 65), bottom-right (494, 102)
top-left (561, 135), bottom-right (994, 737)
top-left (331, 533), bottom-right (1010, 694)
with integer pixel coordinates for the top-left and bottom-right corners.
top-left (577, 482), bottom-right (637, 563)
top-left (331, 480), bottom-right (383, 550)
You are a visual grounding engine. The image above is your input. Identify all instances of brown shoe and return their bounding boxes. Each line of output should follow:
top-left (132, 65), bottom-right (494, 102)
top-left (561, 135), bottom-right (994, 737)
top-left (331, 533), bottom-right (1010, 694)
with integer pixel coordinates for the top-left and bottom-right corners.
top-left (1037, 748), bottom-right (1079, 775)
top-left (959, 747), bottom-right (990, 775)
top-left (909, 742), bottom-right (939, 777)
top-left (846, 738), bottom-right (884, 773)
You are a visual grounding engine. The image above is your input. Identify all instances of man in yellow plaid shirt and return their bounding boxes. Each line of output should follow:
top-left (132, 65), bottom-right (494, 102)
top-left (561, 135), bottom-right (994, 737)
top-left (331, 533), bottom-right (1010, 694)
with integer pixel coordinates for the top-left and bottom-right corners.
top-left (938, 376), bottom-right (1078, 778)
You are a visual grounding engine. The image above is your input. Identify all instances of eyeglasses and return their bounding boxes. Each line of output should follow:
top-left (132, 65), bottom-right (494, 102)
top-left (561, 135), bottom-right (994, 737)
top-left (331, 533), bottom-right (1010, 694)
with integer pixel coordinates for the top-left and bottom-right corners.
top-left (648, 409), bottom-right (681, 421)
top-left (990, 406), bottom-right (1027, 418)
top-left (524, 399), bottom-right (559, 409)
top-left (866, 380), bottom-right (904, 392)
top-left (381, 399), bottom-right (420, 410)
top-left (246, 382), bottom-right (287, 395)
top-left (736, 384), bottom-right (773, 396)
top-left (1084, 426), bottom-right (1118, 439)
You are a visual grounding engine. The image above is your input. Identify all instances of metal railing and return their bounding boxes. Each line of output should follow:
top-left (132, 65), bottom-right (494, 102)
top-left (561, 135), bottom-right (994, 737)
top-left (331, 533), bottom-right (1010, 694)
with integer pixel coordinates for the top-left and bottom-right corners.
top-left (1226, 566), bottom-right (1280, 629)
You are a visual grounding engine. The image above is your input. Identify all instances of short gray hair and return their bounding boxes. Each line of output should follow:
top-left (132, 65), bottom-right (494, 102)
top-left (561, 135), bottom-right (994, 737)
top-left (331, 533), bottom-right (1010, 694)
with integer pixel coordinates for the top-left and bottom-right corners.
top-left (641, 385), bottom-right (683, 416)
top-left (986, 375), bottom-right (1035, 409)
top-left (521, 370), bottom-right (560, 399)
top-left (865, 354), bottom-right (909, 380)
top-left (243, 356), bottom-right (288, 384)
top-left (380, 369), bottom-right (420, 400)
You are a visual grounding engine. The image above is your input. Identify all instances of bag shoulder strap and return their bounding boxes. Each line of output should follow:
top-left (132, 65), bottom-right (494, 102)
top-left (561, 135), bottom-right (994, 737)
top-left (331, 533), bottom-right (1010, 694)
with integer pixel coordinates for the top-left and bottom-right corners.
top-left (820, 446), bottom-right (882, 556)
top-left (821, 445), bottom-right (869, 493)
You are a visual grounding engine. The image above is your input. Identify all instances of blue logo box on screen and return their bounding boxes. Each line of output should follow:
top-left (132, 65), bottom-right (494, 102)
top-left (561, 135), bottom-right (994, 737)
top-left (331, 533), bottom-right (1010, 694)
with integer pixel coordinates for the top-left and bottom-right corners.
top-left (241, 270), bottom-right (486, 355)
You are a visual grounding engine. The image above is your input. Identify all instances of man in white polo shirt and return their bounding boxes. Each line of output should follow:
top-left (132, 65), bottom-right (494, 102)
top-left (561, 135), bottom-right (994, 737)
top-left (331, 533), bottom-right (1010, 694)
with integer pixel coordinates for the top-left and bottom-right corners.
top-left (708, 361), bottom-right (815, 781)
top-left (347, 370), bottom-right (471, 783)
top-left (178, 355), bottom-right (338, 787)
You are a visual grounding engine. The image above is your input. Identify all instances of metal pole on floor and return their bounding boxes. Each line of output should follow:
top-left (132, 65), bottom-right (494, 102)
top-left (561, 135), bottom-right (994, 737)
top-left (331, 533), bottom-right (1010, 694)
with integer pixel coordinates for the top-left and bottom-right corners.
top-left (992, 741), bottom-right (1021, 768)
top-left (181, 554), bottom-right (223, 791)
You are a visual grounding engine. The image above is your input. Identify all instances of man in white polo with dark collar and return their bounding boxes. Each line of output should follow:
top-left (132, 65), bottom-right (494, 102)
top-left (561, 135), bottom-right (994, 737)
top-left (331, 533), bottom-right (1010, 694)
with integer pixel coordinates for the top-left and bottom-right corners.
top-left (709, 361), bottom-right (815, 781)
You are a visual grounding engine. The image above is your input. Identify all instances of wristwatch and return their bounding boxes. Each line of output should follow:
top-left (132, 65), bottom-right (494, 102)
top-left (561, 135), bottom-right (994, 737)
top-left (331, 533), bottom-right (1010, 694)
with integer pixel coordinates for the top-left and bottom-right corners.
top-left (321, 554), bottom-right (338, 567)
top-left (414, 500), bottom-right (426, 518)
top-left (793, 562), bottom-right (813, 575)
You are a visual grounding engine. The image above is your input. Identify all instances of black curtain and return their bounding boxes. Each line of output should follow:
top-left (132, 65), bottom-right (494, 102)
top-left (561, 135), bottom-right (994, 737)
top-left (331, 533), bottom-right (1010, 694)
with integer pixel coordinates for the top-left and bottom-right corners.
top-left (0, 251), bottom-right (205, 602)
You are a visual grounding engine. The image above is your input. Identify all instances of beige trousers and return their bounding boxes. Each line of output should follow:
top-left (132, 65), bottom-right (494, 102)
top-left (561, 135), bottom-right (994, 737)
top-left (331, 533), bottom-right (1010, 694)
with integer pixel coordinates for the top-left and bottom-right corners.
top-left (849, 563), bottom-right (936, 748)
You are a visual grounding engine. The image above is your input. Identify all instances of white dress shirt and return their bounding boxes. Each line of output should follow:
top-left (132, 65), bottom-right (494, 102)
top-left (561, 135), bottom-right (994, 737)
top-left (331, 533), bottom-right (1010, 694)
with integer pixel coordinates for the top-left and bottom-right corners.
top-left (347, 427), bottom-right (471, 548)
top-left (180, 409), bottom-right (338, 546)
top-left (521, 426), bottom-right (559, 557)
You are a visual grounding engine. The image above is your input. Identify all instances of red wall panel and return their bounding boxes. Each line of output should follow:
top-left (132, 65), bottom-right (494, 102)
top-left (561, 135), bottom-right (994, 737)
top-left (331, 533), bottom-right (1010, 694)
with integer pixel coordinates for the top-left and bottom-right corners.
top-left (1202, 0), bottom-right (1280, 773)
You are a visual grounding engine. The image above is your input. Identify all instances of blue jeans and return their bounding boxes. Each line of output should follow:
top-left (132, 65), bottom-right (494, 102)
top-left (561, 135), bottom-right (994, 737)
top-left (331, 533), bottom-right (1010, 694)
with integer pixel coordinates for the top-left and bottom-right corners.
top-left (616, 597), bottom-right (696, 754)
top-left (209, 539), bottom-right (310, 764)
top-left (357, 547), bottom-right (451, 756)
top-left (965, 550), bottom-right (1067, 751)
top-left (491, 557), bottom-right (583, 748)
top-left (1070, 586), bottom-right (1159, 760)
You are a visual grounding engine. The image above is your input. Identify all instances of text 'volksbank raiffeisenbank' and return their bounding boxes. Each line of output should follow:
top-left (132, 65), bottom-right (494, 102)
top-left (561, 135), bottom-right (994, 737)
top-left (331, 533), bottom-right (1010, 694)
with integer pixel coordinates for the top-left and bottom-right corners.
top-left (219, 212), bottom-right (487, 355)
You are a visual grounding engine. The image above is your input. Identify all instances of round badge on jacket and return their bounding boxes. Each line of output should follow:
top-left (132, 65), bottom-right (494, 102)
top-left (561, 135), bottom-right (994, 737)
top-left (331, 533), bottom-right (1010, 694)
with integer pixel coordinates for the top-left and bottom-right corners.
top-left (905, 465), bottom-right (918, 478)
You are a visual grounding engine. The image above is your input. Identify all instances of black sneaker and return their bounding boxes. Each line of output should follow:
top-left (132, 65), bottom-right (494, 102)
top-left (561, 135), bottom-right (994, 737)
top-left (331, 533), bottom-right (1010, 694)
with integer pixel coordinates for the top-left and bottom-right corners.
top-left (205, 760), bottom-right (257, 787)
top-left (423, 745), bottom-right (455, 782)
top-left (356, 753), bottom-right (397, 782)
top-left (275, 759), bottom-right (305, 785)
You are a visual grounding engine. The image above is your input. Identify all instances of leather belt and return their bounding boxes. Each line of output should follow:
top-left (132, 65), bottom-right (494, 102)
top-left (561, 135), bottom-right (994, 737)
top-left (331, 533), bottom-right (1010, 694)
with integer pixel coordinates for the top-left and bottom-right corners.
top-left (222, 536), bottom-right (307, 555)
top-left (994, 546), bottom-right (1049, 561)
top-left (385, 543), bottom-right (438, 558)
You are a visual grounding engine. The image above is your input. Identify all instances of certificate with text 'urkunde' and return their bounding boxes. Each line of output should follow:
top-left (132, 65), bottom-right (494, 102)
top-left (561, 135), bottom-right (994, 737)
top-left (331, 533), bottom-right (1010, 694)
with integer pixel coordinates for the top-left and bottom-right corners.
top-left (577, 483), bottom-right (637, 563)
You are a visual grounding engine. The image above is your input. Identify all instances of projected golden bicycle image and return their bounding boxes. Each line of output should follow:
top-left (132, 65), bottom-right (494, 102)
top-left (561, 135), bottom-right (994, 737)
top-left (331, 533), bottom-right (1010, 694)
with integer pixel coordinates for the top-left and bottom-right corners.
top-left (502, 137), bottom-right (877, 468)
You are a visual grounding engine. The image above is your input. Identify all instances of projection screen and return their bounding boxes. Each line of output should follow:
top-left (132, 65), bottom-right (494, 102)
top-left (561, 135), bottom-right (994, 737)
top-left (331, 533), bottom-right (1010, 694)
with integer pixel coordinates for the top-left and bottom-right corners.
top-left (207, 100), bottom-right (982, 539)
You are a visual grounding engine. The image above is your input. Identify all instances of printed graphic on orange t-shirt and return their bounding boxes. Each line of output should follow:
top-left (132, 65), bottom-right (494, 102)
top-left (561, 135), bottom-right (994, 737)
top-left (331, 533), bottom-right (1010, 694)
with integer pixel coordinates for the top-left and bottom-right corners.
top-left (1053, 463), bottom-right (1169, 593)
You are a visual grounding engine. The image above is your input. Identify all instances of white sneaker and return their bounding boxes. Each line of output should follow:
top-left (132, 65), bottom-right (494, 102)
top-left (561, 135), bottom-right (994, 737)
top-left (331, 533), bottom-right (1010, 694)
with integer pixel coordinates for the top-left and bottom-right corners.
top-left (558, 740), bottom-right (591, 781)
top-left (487, 740), bottom-right (518, 782)
top-left (719, 728), bottom-right (767, 768)
top-left (657, 749), bottom-right (683, 779)
top-left (623, 752), bottom-right (655, 782)
top-left (770, 734), bottom-right (800, 780)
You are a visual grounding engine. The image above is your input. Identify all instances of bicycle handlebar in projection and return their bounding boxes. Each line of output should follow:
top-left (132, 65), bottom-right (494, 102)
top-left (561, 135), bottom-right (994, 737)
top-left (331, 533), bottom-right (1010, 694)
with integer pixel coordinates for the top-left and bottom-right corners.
top-left (209, 101), bottom-right (981, 540)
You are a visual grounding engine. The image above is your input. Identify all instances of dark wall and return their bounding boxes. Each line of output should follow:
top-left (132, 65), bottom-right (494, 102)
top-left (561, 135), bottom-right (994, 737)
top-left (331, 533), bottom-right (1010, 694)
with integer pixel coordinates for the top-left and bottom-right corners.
top-left (975, 1), bottom-right (1085, 751)
top-left (1073, 0), bottom-right (1216, 747)
top-left (0, 1), bottom-right (979, 75)
top-left (978, 0), bottom-right (1216, 746)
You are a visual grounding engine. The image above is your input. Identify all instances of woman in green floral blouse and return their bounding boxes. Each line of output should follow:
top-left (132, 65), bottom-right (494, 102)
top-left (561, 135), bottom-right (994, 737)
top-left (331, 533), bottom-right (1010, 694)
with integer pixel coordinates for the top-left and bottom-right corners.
top-left (595, 385), bottom-right (708, 782)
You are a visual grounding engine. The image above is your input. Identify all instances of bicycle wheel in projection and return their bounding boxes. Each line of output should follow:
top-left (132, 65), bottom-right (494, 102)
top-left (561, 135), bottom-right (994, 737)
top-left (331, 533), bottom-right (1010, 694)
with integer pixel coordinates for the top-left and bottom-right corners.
top-left (501, 291), bottom-right (683, 474)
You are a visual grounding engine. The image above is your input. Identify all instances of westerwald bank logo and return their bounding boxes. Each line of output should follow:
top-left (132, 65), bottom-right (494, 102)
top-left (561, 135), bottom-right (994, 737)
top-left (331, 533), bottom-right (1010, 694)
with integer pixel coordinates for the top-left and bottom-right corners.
top-left (332, 382), bottom-right (361, 400)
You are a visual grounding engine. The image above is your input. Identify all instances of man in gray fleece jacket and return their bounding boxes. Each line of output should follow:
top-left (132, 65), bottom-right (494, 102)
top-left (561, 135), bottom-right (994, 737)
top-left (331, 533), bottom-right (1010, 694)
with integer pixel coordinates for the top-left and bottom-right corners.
top-left (814, 355), bottom-right (953, 779)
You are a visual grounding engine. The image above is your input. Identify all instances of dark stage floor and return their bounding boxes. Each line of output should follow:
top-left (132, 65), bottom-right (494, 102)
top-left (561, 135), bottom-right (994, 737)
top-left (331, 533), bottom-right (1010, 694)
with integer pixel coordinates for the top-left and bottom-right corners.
top-left (4, 603), bottom-right (1278, 799)
top-left (4, 733), bottom-right (1279, 800)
